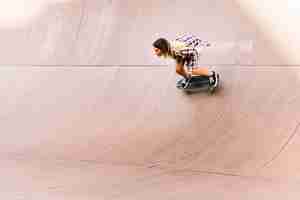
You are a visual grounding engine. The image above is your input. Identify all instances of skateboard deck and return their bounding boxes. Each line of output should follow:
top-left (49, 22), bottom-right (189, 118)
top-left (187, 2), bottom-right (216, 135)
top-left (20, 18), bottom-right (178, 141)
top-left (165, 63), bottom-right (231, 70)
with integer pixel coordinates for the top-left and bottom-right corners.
top-left (177, 74), bottom-right (220, 94)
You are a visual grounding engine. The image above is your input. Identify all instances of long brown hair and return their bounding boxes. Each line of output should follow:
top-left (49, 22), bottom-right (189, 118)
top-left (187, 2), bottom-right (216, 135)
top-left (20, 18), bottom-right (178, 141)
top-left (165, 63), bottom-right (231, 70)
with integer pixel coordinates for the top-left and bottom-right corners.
top-left (153, 38), bottom-right (184, 64)
top-left (152, 38), bottom-right (171, 57)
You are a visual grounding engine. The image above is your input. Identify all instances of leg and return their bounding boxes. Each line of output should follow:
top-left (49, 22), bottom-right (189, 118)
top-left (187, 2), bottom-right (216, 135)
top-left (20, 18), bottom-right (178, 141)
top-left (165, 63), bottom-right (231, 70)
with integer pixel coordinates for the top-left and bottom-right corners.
top-left (191, 67), bottom-right (211, 76)
top-left (191, 66), bottom-right (218, 87)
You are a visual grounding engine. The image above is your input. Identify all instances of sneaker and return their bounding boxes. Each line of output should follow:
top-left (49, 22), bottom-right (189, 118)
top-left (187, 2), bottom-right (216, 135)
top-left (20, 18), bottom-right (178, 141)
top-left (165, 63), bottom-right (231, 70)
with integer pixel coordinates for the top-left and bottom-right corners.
top-left (177, 78), bottom-right (188, 88)
top-left (209, 71), bottom-right (218, 88)
top-left (183, 77), bottom-right (192, 89)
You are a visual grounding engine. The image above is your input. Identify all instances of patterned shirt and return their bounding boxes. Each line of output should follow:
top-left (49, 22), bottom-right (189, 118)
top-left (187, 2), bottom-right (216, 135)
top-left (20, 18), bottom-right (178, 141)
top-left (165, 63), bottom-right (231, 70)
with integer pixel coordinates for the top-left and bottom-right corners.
top-left (170, 34), bottom-right (210, 68)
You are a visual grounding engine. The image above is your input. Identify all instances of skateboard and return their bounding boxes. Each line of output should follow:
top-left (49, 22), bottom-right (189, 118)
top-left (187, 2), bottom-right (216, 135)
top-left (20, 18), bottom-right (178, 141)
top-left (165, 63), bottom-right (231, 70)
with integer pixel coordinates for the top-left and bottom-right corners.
top-left (176, 73), bottom-right (220, 94)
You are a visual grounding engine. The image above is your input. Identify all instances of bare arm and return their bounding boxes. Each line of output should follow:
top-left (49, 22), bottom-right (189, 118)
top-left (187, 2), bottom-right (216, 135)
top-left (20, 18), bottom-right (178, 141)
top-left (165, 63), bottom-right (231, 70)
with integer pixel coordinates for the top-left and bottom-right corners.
top-left (175, 57), bottom-right (189, 79)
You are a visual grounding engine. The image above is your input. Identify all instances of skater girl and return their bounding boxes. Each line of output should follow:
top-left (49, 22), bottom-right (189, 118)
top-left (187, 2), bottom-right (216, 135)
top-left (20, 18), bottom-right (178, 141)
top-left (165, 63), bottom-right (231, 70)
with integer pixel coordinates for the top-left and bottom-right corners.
top-left (152, 34), bottom-right (218, 88)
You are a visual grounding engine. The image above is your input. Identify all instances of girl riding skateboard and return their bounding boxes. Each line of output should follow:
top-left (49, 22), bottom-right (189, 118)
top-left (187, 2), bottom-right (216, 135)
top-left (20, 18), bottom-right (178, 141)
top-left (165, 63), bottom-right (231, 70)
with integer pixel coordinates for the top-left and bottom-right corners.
top-left (152, 34), bottom-right (218, 89)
